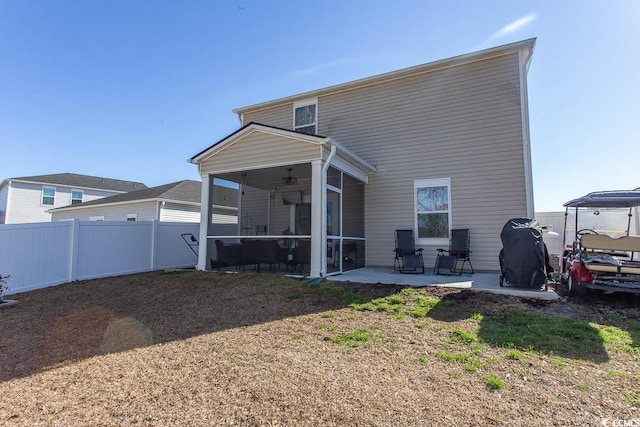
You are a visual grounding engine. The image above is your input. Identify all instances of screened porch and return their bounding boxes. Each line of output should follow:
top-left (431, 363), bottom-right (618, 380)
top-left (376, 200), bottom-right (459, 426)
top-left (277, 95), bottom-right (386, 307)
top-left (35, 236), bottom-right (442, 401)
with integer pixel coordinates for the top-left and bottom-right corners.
top-left (203, 164), bottom-right (366, 276)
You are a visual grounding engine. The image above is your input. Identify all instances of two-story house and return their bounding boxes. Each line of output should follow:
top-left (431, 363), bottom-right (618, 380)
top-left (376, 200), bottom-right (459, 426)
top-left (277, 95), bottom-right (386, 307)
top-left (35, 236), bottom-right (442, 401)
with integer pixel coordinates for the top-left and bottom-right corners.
top-left (189, 38), bottom-right (536, 276)
top-left (0, 173), bottom-right (147, 224)
top-left (48, 180), bottom-right (238, 224)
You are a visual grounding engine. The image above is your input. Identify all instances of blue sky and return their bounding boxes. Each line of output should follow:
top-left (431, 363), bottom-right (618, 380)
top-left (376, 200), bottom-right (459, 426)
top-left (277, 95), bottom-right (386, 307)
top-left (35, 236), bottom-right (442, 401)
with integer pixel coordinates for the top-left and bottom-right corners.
top-left (1, 1), bottom-right (638, 211)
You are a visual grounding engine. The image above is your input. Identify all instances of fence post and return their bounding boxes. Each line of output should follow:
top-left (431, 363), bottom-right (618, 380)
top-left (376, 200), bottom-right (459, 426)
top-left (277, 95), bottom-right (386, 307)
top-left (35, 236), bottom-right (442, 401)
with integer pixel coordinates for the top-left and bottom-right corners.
top-left (69, 219), bottom-right (80, 282)
top-left (150, 219), bottom-right (158, 271)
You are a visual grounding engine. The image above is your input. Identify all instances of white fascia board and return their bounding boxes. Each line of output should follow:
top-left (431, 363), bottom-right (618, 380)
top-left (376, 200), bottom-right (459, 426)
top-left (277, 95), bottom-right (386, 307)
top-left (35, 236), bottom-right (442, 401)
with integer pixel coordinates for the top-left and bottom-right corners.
top-left (156, 198), bottom-right (201, 207)
top-left (327, 138), bottom-right (376, 173)
top-left (51, 198), bottom-right (203, 213)
top-left (329, 157), bottom-right (370, 184)
top-left (49, 198), bottom-right (160, 212)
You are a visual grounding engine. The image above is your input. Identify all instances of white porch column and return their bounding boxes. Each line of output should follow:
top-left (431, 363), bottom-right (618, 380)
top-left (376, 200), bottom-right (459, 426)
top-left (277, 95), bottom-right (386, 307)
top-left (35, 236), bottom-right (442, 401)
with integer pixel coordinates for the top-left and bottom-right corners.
top-left (196, 174), bottom-right (211, 270)
top-left (310, 160), bottom-right (323, 278)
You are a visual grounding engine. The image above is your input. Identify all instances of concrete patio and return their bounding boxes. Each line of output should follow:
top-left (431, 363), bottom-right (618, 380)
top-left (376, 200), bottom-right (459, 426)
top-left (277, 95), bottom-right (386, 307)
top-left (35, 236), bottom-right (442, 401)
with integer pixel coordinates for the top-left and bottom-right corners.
top-left (327, 268), bottom-right (559, 301)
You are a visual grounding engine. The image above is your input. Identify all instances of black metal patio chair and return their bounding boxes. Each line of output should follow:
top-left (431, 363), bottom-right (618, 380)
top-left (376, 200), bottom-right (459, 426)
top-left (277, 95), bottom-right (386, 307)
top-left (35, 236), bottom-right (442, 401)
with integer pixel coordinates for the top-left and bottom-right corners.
top-left (393, 229), bottom-right (425, 274)
top-left (435, 228), bottom-right (474, 275)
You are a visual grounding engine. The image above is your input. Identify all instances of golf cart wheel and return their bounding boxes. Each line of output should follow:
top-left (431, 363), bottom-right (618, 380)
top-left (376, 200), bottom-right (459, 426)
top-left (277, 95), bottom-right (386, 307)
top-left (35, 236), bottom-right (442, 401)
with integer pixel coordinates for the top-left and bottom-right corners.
top-left (568, 274), bottom-right (586, 296)
top-left (499, 275), bottom-right (503, 287)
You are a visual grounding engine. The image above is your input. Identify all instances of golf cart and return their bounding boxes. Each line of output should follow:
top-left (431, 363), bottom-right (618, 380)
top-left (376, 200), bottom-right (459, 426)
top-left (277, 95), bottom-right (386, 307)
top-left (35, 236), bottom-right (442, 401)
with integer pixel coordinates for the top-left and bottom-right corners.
top-left (561, 190), bottom-right (640, 295)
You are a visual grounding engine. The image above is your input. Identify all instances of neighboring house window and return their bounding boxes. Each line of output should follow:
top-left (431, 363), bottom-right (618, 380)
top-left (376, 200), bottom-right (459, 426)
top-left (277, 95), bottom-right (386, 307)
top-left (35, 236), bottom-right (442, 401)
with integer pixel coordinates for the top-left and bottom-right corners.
top-left (127, 214), bottom-right (137, 221)
top-left (71, 190), bottom-right (83, 205)
top-left (89, 216), bottom-right (104, 221)
top-left (414, 178), bottom-right (451, 243)
top-left (42, 187), bottom-right (55, 206)
top-left (293, 99), bottom-right (317, 135)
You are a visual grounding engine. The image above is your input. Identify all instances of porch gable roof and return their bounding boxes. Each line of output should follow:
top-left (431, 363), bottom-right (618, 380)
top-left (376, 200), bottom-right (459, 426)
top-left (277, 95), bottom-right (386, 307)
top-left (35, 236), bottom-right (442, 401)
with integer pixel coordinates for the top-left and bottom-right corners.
top-left (189, 122), bottom-right (328, 164)
top-left (188, 122), bottom-right (376, 175)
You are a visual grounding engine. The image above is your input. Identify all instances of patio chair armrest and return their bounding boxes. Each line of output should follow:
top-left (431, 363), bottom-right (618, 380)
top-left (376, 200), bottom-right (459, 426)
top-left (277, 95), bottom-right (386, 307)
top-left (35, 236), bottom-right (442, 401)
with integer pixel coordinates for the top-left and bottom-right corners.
top-left (436, 248), bottom-right (447, 254)
top-left (416, 248), bottom-right (424, 254)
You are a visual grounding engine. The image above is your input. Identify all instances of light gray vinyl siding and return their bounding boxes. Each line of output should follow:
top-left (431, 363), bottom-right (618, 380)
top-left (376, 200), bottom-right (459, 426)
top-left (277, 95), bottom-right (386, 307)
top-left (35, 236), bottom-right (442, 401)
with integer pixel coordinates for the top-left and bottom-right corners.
top-left (242, 52), bottom-right (528, 271)
top-left (0, 185), bottom-right (8, 223)
top-left (242, 104), bottom-right (292, 128)
top-left (51, 201), bottom-right (159, 222)
top-left (2, 181), bottom-right (123, 224)
top-left (4, 182), bottom-right (121, 223)
top-left (199, 131), bottom-right (322, 175)
top-left (159, 203), bottom-right (200, 223)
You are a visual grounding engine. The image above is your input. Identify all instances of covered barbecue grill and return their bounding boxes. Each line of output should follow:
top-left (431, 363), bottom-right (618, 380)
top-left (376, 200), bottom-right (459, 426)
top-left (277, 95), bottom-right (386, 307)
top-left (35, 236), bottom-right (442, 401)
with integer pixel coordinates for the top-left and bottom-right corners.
top-left (499, 217), bottom-right (551, 289)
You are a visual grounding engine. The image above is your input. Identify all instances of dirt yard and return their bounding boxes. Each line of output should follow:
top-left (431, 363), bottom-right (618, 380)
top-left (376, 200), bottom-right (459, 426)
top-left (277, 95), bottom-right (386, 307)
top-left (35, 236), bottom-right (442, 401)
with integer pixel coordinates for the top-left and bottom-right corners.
top-left (1, 271), bottom-right (638, 426)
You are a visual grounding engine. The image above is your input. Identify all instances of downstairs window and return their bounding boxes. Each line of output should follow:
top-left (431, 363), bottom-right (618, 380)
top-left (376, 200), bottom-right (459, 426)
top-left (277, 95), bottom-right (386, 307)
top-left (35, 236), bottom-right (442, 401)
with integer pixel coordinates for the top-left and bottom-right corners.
top-left (414, 178), bottom-right (451, 244)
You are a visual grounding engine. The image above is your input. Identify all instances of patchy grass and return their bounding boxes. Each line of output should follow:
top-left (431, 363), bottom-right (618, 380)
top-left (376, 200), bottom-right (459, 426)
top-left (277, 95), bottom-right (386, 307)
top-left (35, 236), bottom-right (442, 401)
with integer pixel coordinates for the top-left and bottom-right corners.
top-left (623, 389), bottom-right (640, 408)
top-left (350, 288), bottom-right (454, 319)
top-left (2, 271), bottom-right (640, 426)
top-left (549, 358), bottom-right (568, 368)
top-left (479, 309), bottom-right (606, 357)
top-left (506, 349), bottom-right (526, 362)
top-left (435, 350), bottom-right (471, 364)
top-left (324, 329), bottom-right (375, 348)
top-left (598, 325), bottom-right (637, 354)
top-left (450, 328), bottom-right (478, 345)
top-left (486, 375), bottom-right (505, 391)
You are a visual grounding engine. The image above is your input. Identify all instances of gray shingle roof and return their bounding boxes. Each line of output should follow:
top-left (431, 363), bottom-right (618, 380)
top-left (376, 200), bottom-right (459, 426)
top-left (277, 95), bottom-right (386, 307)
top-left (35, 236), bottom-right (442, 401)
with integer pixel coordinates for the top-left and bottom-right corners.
top-left (53, 180), bottom-right (203, 209)
top-left (10, 173), bottom-right (147, 192)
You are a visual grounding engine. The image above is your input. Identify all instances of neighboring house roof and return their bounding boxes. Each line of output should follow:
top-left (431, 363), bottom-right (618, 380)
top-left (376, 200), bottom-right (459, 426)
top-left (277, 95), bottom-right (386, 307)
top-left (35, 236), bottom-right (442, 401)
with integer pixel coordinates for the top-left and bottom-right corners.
top-left (49, 180), bottom-right (236, 212)
top-left (232, 38), bottom-right (536, 116)
top-left (2, 173), bottom-right (147, 192)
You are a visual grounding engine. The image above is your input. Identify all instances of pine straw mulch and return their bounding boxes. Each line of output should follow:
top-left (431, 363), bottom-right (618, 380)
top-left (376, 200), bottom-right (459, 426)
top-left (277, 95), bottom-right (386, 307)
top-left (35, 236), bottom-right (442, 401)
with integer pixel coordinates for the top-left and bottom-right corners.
top-left (0, 270), bottom-right (639, 426)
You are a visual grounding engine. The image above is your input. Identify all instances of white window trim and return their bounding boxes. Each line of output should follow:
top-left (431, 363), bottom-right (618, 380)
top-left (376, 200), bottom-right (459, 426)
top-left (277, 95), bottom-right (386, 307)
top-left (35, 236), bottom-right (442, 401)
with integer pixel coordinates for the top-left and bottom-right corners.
top-left (127, 213), bottom-right (137, 221)
top-left (70, 189), bottom-right (84, 205)
top-left (293, 98), bottom-right (318, 134)
top-left (89, 216), bottom-right (104, 221)
top-left (41, 186), bottom-right (56, 206)
top-left (414, 178), bottom-right (452, 246)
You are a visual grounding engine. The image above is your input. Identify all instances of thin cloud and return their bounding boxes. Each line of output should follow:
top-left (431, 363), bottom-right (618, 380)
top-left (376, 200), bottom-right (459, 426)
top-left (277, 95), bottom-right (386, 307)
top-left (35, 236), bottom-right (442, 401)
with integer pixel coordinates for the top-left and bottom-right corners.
top-left (288, 58), bottom-right (352, 79)
top-left (474, 13), bottom-right (537, 50)
top-left (491, 13), bottom-right (537, 40)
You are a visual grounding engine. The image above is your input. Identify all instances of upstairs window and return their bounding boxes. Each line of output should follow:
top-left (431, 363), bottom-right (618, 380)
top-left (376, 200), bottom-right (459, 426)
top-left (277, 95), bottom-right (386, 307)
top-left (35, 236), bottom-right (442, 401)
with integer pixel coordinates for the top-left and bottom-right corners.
top-left (293, 99), bottom-right (317, 135)
top-left (42, 187), bottom-right (55, 206)
top-left (414, 178), bottom-right (451, 244)
top-left (71, 190), bottom-right (83, 205)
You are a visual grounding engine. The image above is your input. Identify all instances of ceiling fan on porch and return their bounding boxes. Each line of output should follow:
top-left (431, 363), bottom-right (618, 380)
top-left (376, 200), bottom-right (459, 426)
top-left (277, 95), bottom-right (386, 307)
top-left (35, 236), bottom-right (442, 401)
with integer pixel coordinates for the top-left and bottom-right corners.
top-left (281, 168), bottom-right (298, 186)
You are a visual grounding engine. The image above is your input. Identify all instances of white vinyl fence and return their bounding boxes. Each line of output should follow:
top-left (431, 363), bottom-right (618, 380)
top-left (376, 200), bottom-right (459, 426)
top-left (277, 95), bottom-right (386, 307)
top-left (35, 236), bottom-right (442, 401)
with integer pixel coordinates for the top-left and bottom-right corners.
top-left (0, 220), bottom-right (200, 295)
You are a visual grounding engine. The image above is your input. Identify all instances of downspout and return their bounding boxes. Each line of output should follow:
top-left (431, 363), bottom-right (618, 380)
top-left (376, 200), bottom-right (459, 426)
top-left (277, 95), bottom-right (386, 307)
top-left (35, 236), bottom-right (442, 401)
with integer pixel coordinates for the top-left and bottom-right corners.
top-left (320, 142), bottom-right (337, 277)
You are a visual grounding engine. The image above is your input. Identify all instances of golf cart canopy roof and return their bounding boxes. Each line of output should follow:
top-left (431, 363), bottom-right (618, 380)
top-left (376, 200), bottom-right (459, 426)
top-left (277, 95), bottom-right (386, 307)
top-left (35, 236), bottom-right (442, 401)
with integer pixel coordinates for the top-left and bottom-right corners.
top-left (563, 191), bottom-right (640, 208)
